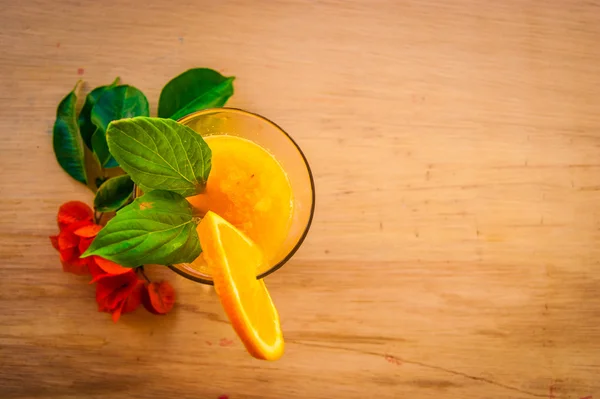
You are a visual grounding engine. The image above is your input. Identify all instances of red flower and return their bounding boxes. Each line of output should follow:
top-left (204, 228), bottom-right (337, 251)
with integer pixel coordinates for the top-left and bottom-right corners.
top-left (96, 270), bottom-right (144, 322)
top-left (50, 200), bottom-right (175, 323)
top-left (143, 281), bottom-right (176, 314)
top-left (49, 201), bottom-right (96, 275)
top-left (57, 200), bottom-right (94, 229)
top-left (88, 256), bottom-right (133, 283)
top-left (49, 202), bottom-right (132, 280)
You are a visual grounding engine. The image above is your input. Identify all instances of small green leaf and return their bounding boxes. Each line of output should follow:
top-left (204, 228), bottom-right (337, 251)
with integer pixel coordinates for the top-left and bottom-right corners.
top-left (158, 68), bottom-right (234, 119)
top-left (106, 117), bottom-right (212, 197)
top-left (82, 190), bottom-right (201, 267)
top-left (53, 81), bottom-right (87, 184)
top-left (78, 77), bottom-right (120, 149)
top-left (91, 85), bottom-right (149, 167)
top-left (94, 174), bottom-right (134, 212)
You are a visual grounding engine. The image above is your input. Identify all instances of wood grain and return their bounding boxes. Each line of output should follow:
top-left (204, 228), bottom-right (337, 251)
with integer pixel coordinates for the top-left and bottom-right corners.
top-left (1, 0), bottom-right (599, 398)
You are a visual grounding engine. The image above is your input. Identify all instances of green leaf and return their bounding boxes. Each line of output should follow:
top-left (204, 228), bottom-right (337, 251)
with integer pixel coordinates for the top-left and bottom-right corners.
top-left (169, 78), bottom-right (235, 120)
top-left (94, 174), bottom-right (134, 212)
top-left (82, 191), bottom-right (201, 267)
top-left (91, 128), bottom-right (118, 168)
top-left (91, 85), bottom-right (150, 167)
top-left (53, 81), bottom-right (87, 184)
top-left (106, 117), bottom-right (212, 197)
top-left (158, 68), bottom-right (234, 119)
top-left (78, 77), bottom-right (120, 149)
top-left (95, 177), bottom-right (108, 189)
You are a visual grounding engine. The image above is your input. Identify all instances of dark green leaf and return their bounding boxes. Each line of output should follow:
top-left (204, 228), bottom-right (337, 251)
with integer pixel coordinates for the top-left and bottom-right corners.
top-left (94, 174), bottom-right (134, 212)
top-left (106, 117), bottom-right (212, 197)
top-left (158, 68), bottom-right (234, 119)
top-left (53, 81), bottom-right (87, 184)
top-left (91, 128), bottom-right (118, 168)
top-left (95, 177), bottom-right (107, 189)
top-left (169, 78), bottom-right (235, 120)
top-left (82, 190), bottom-right (201, 267)
top-left (91, 85), bottom-right (149, 167)
top-left (78, 77), bottom-right (120, 149)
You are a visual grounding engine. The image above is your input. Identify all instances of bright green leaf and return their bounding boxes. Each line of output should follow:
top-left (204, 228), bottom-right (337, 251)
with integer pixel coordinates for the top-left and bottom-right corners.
top-left (106, 117), bottom-right (212, 197)
top-left (93, 174), bottom-right (134, 212)
top-left (82, 191), bottom-right (201, 267)
top-left (78, 77), bottom-right (120, 149)
top-left (91, 85), bottom-right (149, 167)
top-left (158, 68), bottom-right (234, 119)
top-left (53, 81), bottom-right (87, 185)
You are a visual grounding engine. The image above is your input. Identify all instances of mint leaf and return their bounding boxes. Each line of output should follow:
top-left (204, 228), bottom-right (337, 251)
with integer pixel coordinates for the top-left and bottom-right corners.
top-left (53, 81), bottom-right (87, 185)
top-left (78, 77), bottom-right (120, 149)
top-left (82, 190), bottom-right (201, 267)
top-left (91, 85), bottom-right (149, 167)
top-left (158, 68), bottom-right (234, 119)
top-left (94, 174), bottom-right (134, 212)
top-left (106, 117), bottom-right (211, 197)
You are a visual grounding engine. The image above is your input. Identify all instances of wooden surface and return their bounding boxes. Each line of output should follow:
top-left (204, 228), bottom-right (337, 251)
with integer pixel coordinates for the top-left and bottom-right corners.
top-left (1, 0), bottom-right (599, 398)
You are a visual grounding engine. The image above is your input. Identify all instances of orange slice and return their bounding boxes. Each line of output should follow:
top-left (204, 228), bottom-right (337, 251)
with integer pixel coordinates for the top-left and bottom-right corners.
top-left (197, 211), bottom-right (284, 360)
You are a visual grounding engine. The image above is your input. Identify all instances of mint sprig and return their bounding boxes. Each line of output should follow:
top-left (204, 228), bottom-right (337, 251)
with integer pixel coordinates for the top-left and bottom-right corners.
top-left (52, 68), bottom-right (234, 267)
top-left (83, 117), bottom-right (213, 266)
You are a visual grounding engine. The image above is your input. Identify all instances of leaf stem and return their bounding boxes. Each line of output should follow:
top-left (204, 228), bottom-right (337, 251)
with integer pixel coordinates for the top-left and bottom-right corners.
top-left (138, 266), bottom-right (151, 283)
top-left (191, 207), bottom-right (204, 218)
top-left (94, 211), bottom-right (104, 225)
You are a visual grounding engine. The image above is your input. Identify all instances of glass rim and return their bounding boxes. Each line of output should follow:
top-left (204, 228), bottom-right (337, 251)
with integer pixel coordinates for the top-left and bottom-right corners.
top-left (153, 107), bottom-right (315, 285)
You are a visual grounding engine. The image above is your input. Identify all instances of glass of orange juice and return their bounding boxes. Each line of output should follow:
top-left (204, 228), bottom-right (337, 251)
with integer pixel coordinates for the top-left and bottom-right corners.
top-left (166, 108), bottom-right (315, 284)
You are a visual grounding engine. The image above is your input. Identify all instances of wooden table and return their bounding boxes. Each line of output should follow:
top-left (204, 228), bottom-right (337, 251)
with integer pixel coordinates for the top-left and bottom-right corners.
top-left (2, 1), bottom-right (599, 398)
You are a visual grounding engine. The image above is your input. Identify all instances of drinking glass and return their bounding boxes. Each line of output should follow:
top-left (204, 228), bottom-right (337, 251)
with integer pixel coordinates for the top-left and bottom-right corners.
top-left (168, 108), bottom-right (315, 284)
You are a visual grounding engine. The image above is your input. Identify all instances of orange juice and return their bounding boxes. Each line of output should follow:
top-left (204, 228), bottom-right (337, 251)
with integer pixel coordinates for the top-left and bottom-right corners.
top-left (187, 135), bottom-right (294, 274)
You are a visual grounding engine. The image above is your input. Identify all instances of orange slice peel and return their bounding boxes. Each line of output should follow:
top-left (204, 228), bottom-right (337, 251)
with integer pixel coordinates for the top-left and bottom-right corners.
top-left (198, 211), bottom-right (284, 360)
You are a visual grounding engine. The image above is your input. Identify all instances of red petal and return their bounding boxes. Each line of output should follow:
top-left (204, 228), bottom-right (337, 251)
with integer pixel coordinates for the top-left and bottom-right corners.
top-left (109, 274), bottom-right (141, 310)
top-left (57, 201), bottom-right (94, 229)
top-left (144, 281), bottom-right (176, 314)
top-left (57, 230), bottom-right (78, 250)
top-left (105, 291), bottom-right (124, 311)
top-left (78, 237), bottom-right (93, 254)
top-left (111, 301), bottom-right (125, 323)
top-left (88, 259), bottom-right (108, 284)
top-left (62, 257), bottom-right (89, 275)
top-left (49, 235), bottom-right (60, 250)
top-left (59, 247), bottom-right (76, 262)
top-left (96, 294), bottom-right (111, 312)
top-left (96, 282), bottom-right (118, 304)
top-left (95, 271), bottom-right (138, 309)
top-left (123, 281), bottom-right (144, 313)
top-left (74, 224), bottom-right (102, 238)
top-left (96, 275), bottom-right (122, 303)
top-left (94, 257), bottom-right (131, 276)
top-left (90, 274), bottom-right (110, 284)
top-left (141, 285), bottom-right (159, 315)
top-left (62, 219), bottom-right (93, 233)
